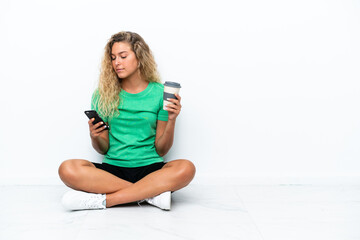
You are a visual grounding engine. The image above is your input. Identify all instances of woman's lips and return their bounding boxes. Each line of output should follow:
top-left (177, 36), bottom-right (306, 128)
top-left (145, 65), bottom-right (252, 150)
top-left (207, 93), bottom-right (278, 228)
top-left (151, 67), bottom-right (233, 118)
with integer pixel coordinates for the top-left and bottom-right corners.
top-left (116, 69), bottom-right (124, 72)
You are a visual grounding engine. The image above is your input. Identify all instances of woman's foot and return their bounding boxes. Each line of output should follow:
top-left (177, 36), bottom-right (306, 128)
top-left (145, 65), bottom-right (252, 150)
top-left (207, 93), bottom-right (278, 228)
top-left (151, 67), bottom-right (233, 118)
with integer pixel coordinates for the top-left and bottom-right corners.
top-left (145, 191), bottom-right (171, 210)
top-left (62, 189), bottom-right (106, 211)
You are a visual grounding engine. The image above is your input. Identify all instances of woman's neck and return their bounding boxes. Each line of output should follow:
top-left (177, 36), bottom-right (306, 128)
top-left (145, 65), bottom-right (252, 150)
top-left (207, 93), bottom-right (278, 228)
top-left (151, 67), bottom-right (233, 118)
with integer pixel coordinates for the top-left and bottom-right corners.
top-left (121, 75), bottom-right (148, 94)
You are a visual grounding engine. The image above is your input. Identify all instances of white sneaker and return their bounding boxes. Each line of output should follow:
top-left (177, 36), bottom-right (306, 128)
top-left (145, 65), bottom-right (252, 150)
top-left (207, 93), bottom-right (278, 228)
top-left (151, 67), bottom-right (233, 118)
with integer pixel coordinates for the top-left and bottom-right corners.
top-left (62, 189), bottom-right (106, 211)
top-left (146, 191), bottom-right (171, 210)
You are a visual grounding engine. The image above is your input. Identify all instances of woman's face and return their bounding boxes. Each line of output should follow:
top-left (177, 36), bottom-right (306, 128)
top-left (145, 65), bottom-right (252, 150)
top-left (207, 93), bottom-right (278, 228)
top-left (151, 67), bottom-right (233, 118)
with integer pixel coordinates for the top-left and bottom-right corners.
top-left (111, 41), bottom-right (139, 80)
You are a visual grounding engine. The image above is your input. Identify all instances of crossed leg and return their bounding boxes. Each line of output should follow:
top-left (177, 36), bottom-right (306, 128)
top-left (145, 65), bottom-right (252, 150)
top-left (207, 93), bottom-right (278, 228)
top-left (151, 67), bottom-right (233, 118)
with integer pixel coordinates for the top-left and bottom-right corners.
top-left (58, 159), bottom-right (196, 208)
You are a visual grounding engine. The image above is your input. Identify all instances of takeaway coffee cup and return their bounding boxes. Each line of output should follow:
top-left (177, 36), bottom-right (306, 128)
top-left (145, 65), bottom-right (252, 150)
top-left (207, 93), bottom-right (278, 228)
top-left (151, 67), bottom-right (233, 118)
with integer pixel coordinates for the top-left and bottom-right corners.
top-left (163, 81), bottom-right (181, 110)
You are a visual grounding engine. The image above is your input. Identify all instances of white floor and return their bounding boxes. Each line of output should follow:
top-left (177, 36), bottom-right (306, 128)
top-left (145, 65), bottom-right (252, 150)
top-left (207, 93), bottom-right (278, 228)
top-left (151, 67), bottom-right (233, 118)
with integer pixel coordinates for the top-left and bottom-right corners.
top-left (1, 184), bottom-right (359, 240)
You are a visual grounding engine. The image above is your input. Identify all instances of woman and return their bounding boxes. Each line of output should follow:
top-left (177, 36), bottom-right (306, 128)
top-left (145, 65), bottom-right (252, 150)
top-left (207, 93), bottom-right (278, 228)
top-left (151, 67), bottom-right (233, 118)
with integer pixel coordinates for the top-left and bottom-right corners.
top-left (58, 31), bottom-right (196, 211)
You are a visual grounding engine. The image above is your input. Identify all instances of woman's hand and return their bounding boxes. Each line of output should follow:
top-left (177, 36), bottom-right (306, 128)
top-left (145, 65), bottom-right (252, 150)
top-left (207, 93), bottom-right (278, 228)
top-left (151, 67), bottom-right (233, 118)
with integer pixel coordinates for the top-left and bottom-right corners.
top-left (88, 118), bottom-right (109, 155)
top-left (165, 93), bottom-right (182, 121)
top-left (88, 118), bottom-right (108, 138)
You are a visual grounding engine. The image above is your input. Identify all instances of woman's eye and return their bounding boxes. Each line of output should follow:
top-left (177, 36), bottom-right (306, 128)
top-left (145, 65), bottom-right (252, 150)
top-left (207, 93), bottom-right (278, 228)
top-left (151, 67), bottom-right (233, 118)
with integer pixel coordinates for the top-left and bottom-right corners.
top-left (111, 55), bottom-right (127, 60)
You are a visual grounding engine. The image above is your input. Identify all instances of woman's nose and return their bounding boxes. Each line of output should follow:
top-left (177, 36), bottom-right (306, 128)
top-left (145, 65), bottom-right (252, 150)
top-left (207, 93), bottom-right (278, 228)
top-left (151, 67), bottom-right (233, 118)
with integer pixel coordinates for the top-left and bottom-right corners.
top-left (114, 56), bottom-right (124, 66)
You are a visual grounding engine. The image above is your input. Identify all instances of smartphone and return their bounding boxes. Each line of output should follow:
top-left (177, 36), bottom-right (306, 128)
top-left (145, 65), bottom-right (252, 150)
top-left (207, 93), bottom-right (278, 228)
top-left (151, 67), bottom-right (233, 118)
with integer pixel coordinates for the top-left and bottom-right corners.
top-left (84, 110), bottom-right (109, 130)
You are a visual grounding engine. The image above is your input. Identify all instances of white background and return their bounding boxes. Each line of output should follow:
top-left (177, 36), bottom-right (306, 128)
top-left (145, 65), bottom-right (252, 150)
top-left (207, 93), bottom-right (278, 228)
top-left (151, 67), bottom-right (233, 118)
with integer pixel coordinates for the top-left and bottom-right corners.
top-left (0, 0), bottom-right (359, 185)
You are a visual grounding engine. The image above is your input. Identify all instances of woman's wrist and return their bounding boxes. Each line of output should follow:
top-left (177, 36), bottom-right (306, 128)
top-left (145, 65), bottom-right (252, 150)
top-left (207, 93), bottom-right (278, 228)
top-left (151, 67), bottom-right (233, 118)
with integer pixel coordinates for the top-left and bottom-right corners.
top-left (166, 118), bottom-right (176, 127)
top-left (91, 135), bottom-right (109, 155)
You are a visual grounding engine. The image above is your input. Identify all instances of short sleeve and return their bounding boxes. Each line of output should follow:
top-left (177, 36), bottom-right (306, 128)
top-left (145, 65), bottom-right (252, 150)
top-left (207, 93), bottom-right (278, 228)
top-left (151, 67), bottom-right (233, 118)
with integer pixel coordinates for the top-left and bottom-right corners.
top-left (158, 105), bottom-right (168, 121)
top-left (91, 89), bottom-right (108, 123)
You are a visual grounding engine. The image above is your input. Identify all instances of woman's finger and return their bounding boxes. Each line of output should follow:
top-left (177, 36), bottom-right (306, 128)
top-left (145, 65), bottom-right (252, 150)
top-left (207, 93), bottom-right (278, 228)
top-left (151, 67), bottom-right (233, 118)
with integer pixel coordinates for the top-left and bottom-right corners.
top-left (167, 98), bottom-right (180, 105)
top-left (89, 120), bottom-right (105, 133)
top-left (174, 93), bottom-right (181, 102)
top-left (90, 123), bottom-right (98, 132)
top-left (94, 126), bottom-right (106, 134)
top-left (91, 125), bottom-right (107, 137)
top-left (166, 102), bottom-right (181, 112)
top-left (94, 122), bottom-right (104, 128)
top-left (166, 103), bottom-right (180, 111)
top-left (88, 118), bottom-right (95, 126)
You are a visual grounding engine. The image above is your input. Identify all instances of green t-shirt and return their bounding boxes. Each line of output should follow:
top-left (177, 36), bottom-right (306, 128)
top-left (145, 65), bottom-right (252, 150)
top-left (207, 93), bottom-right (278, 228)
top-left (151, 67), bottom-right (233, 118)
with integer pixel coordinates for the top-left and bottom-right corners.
top-left (91, 82), bottom-right (168, 168)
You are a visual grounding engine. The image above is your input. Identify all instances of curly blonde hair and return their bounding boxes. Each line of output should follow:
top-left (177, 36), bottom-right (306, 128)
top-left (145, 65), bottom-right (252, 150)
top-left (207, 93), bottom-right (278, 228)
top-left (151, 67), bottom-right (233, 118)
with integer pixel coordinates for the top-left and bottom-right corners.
top-left (96, 31), bottom-right (160, 118)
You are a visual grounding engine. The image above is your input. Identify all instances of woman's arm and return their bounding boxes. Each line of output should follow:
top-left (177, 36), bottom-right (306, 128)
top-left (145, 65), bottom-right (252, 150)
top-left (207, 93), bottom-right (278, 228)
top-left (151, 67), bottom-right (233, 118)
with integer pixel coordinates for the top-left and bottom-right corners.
top-left (155, 94), bottom-right (182, 156)
top-left (88, 119), bottom-right (109, 155)
top-left (155, 120), bottom-right (175, 156)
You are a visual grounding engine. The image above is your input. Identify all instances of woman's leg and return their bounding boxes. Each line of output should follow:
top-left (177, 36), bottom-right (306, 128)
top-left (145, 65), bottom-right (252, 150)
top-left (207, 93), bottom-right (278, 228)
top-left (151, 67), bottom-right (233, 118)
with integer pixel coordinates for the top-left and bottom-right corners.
top-left (58, 159), bottom-right (133, 194)
top-left (106, 159), bottom-right (196, 207)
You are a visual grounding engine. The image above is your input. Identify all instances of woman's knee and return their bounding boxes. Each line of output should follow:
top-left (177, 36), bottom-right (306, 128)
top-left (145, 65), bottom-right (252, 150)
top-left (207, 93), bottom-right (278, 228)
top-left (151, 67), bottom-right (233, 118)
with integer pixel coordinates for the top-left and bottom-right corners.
top-left (58, 160), bottom-right (75, 182)
top-left (58, 159), bottom-right (91, 183)
top-left (176, 159), bottom-right (196, 182)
